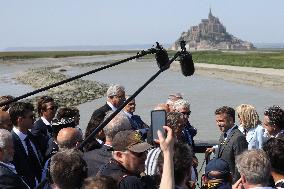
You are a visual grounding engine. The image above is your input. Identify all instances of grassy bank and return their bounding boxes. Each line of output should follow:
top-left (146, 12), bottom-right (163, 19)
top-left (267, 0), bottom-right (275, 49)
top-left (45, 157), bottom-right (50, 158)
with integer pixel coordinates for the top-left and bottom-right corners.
top-left (0, 50), bottom-right (136, 60)
top-left (174, 50), bottom-right (284, 69)
top-left (1, 50), bottom-right (284, 69)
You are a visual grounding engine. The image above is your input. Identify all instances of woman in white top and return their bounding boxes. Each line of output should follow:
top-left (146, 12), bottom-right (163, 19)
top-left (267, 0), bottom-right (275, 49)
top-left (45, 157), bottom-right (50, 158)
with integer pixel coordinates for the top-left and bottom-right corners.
top-left (236, 104), bottom-right (268, 149)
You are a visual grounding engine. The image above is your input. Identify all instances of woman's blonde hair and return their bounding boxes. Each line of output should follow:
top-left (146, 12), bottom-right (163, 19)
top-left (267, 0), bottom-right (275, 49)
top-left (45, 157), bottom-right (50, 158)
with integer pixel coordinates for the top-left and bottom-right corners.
top-left (236, 104), bottom-right (261, 130)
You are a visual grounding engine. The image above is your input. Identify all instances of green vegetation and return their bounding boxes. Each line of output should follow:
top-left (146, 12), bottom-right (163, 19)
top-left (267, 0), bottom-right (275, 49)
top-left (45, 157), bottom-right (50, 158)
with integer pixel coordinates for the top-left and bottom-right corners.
top-left (168, 50), bottom-right (284, 69)
top-left (1, 50), bottom-right (284, 69)
top-left (0, 50), bottom-right (136, 60)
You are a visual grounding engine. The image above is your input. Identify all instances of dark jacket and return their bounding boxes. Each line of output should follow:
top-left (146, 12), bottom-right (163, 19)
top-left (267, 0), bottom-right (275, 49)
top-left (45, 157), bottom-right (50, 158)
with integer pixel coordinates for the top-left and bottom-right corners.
top-left (84, 104), bottom-right (112, 151)
top-left (216, 126), bottom-right (248, 183)
top-left (182, 121), bottom-right (197, 147)
top-left (0, 162), bottom-right (29, 189)
top-left (83, 144), bottom-right (112, 176)
top-left (98, 159), bottom-right (156, 189)
top-left (31, 118), bottom-right (53, 157)
top-left (12, 130), bottom-right (43, 189)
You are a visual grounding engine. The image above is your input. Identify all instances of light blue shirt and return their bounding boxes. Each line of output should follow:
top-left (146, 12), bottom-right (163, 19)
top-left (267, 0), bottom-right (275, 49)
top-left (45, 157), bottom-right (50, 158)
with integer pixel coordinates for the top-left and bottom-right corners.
top-left (246, 124), bottom-right (268, 150)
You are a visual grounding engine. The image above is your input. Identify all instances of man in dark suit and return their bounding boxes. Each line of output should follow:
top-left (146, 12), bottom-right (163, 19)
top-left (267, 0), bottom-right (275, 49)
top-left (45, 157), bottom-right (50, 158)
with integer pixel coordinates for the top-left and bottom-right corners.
top-left (206, 106), bottom-right (247, 183)
top-left (84, 112), bottom-right (132, 176)
top-left (123, 96), bottom-right (149, 136)
top-left (31, 96), bottom-right (58, 157)
top-left (9, 102), bottom-right (43, 189)
top-left (0, 129), bottom-right (29, 189)
top-left (84, 84), bottom-right (126, 151)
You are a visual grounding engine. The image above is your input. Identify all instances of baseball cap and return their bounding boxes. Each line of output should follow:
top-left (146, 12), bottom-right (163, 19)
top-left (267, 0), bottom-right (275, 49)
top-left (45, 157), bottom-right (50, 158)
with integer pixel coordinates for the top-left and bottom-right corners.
top-left (205, 158), bottom-right (230, 179)
top-left (112, 130), bottom-right (152, 153)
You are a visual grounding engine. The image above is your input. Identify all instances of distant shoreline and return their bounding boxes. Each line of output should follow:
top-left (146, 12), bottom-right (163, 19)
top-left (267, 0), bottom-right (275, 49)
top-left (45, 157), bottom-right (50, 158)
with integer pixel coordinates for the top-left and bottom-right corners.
top-left (171, 62), bottom-right (284, 92)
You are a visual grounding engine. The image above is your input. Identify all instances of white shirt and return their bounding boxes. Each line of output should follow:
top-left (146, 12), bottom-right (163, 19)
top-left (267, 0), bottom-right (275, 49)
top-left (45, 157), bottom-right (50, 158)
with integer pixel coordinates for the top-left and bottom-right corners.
top-left (106, 101), bottom-right (117, 111)
top-left (41, 116), bottom-right (51, 126)
top-left (123, 111), bottom-right (132, 119)
top-left (12, 127), bottom-right (40, 161)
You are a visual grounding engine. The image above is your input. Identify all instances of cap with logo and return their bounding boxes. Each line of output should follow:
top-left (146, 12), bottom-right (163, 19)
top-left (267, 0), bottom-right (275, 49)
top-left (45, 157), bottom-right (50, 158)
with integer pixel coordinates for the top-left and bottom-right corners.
top-left (112, 130), bottom-right (152, 153)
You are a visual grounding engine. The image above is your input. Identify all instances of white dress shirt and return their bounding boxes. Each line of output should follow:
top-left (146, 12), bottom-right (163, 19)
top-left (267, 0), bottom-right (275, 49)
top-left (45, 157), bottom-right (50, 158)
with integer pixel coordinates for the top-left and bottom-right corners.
top-left (12, 127), bottom-right (40, 161)
top-left (106, 101), bottom-right (117, 111)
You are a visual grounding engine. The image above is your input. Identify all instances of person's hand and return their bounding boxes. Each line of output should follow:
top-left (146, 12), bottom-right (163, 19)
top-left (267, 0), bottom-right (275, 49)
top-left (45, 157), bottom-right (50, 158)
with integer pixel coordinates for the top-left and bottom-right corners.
top-left (205, 147), bottom-right (214, 156)
top-left (157, 126), bottom-right (174, 154)
top-left (232, 178), bottom-right (244, 189)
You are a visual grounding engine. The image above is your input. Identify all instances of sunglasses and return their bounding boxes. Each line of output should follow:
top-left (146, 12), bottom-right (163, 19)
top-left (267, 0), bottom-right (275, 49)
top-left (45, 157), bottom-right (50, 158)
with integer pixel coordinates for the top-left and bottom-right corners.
top-left (47, 106), bottom-right (58, 111)
top-left (181, 111), bottom-right (191, 116)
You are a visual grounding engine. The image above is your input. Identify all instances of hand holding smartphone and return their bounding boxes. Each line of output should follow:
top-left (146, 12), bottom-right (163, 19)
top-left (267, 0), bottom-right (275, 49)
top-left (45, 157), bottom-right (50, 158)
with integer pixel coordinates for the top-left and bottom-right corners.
top-left (148, 110), bottom-right (167, 144)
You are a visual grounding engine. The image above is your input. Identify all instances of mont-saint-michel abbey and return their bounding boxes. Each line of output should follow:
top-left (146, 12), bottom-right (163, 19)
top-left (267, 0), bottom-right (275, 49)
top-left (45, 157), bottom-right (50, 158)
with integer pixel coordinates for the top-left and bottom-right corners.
top-left (171, 9), bottom-right (256, 50)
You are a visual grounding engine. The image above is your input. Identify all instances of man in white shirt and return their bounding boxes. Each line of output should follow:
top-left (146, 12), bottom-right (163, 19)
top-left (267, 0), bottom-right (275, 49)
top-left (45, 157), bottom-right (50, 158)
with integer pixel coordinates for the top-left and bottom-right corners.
top-left (9, 102), bottom-right (43, 189)
top-left (31, 96), bottom-right (58, 158)
top-left (84, 84), bottom-right (126, 151)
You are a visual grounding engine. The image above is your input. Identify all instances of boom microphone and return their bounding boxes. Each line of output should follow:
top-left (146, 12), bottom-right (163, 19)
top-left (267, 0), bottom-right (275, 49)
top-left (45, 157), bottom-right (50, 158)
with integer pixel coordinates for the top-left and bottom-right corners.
top-left (179, 51), bottom-right (195, 76)
top-left (179, 40), bottom-right (195, 76)
top-left (155, 42), bottom-right (170, 71)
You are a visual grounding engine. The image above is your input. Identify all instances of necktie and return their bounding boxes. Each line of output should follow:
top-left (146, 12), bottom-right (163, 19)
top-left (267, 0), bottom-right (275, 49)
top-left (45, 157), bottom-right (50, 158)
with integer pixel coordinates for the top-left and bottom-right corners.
top-left (223, 132), bottom-right (227, 139)
top-left (24, 135), bottom-right (42, 181)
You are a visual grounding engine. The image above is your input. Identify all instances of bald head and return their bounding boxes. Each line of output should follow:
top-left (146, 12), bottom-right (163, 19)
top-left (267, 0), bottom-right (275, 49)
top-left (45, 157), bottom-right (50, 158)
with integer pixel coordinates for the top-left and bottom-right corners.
top-left (0, 111), bottom-right (13, 131)
top-left (57, 127), bottom-right (83, 149)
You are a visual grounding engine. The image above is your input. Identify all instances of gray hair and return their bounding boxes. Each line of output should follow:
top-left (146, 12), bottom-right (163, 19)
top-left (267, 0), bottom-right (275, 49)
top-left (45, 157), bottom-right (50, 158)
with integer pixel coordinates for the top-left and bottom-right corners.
top-left (236, 149), bottom-right (271, 185)
top-left (166, 93), bottom-right (183, 106)
top-left (0, 129), bottom-right (12, 150)
top-left (103, 112), bottom-right (132, 140)
top-left (173, 99), bottom-right (190, 110)
top-left (106, 84), bottom-right (125, 97)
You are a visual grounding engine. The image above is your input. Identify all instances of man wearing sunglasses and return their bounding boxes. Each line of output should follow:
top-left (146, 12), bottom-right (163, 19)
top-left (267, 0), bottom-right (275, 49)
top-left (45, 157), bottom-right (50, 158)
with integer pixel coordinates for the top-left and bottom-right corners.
top-left (9, 102), bottom-right (43, 189)
top-left (84, 84), bottom-right (126, 151)
top-left (31, 95), bottom-right (58, 158)
top-left (173, 99), bottom-right (197, 147)
top-left (98, 130), bottom-right (154, 189)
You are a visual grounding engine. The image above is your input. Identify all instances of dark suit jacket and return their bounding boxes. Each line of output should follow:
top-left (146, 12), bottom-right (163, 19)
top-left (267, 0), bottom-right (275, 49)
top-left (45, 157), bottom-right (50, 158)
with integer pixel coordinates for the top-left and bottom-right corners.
top-left (216, 126), bottom-right (248, 183)
top-left (12, 130), bottom-right (43, 189)
top-left (84, 104), bottom-right (112, 151)
top-left (83, 144), bottom-right (112, 176)
top-left (31, 118), bottom-right (53, 157)
top-left (0, 162), bottom-right (29, 189)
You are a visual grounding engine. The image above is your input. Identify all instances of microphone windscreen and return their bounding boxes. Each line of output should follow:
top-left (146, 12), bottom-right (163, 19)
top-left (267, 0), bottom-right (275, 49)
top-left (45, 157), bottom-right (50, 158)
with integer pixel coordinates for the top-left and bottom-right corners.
top-left (179, 51), bottom-right (195, 76)
top-left (155, 48), bottom-right (170, 70)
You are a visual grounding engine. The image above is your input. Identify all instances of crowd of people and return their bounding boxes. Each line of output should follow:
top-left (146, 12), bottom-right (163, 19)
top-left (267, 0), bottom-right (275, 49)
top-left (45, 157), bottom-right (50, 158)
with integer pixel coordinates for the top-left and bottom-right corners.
top-left (0, 84), bottom-right (283, 189)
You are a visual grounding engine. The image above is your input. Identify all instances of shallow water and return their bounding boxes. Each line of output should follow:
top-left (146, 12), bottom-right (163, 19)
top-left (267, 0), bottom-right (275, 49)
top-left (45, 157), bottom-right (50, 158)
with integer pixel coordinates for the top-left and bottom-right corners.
top-left (1, 55), bottom-right (284, 141)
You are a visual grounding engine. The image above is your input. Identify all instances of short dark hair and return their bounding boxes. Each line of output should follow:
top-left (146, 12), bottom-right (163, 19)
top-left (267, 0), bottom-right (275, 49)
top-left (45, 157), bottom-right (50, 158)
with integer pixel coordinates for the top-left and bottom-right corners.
top-left (264, 106), bottom-right (284, 129)
top-left (9, 102), bottom-right (34, 125)
top-left (215, 106), bottom-right (235, 122)
top-left (50, 150), bottom-right (88, 189)
top-left (82, 176), bottom-right (117, 189)
top-left (263, 137), bottom-right (284, 175)
top-left (158, 143), bottom-right (193, 185)
top-left (37, 96), bottom-right (55, 116)
top-left (0, 95), bottom-right (14, 111)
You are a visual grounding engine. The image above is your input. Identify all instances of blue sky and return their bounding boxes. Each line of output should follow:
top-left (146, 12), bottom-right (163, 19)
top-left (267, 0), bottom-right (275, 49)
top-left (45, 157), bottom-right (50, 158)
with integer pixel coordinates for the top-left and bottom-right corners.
top-left (0, 0), bottom-right (283, 50)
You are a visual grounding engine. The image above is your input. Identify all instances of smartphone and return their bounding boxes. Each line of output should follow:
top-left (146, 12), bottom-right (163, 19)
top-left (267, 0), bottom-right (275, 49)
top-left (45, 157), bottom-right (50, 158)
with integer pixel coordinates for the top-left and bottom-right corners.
top-left (149, 110), bottom-right (167, 144)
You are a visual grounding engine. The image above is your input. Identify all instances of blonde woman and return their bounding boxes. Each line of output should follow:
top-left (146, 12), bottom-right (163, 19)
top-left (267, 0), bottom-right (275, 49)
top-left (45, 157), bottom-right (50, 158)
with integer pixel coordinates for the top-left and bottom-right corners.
top-left (236, 104), bottom-right (268, 149)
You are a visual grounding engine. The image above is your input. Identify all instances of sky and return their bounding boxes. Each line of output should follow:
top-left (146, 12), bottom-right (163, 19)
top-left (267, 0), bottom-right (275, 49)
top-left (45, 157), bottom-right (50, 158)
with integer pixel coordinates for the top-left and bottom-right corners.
top-left (1, 0), bottom-right (284, 50)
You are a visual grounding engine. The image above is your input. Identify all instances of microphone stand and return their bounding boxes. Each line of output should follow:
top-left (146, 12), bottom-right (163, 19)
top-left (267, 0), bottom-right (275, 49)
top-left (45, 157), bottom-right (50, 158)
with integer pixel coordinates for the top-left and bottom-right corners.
top-left (78, 52), bottom-right (180, 151)
top-left (0, 48), bottom-right (157, 107)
